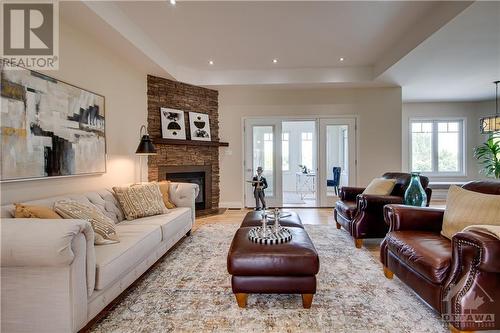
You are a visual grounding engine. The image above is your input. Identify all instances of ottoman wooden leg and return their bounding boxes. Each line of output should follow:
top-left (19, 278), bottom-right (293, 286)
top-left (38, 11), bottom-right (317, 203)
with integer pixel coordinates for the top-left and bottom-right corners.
top-left (383, 266), bottom-right (394, 279)
top-left (354, 238), bottom-right (363, 248)
top-left (336, 222), bottom-right (341, 229)
top-left (302, 294), bottom-right (314, 309)
top-left (235, 293), bottom-right (247, 308)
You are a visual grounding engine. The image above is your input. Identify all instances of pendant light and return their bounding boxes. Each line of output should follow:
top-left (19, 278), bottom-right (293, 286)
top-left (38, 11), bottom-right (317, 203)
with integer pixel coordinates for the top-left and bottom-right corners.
top-left (480, 81), bottom-right (500, 134)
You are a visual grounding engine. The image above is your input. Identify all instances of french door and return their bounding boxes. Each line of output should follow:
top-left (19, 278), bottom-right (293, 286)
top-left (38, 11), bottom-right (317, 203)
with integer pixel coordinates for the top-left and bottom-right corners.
top-left (318, 118), bottom-right (357, 206)
top-left (244, 117), bottom-right (357, 208)
top-left (244, 118), bottom-right (283, 208)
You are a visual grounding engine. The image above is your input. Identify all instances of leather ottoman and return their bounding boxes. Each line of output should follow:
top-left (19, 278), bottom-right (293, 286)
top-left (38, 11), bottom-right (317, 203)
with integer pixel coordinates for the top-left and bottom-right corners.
top-left (240, 211), bottom-right (304, 229)
top-left (227, 226), bottom-right (319, 308)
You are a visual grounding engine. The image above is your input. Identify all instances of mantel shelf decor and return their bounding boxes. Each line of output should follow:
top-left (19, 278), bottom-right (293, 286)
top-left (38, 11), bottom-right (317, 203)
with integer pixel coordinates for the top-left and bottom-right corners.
top-left (153, 138), bottom-right (229, 147)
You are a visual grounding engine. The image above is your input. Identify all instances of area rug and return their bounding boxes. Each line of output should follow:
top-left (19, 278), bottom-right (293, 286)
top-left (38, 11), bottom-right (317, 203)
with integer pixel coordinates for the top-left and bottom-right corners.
top-left (90, 223), bottom-right (447, 332)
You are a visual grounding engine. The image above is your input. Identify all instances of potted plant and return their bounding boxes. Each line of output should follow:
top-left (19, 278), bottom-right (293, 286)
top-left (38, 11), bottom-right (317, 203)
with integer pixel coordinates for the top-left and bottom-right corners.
top-left (474, 133), bottom-right (500, 179)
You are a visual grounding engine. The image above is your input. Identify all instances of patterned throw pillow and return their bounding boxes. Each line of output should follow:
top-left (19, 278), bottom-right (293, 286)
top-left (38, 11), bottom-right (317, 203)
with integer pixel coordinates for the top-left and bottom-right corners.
top-left (157, 181), bottom-right (176, 209)
top-left (112, 183), bottom-right (167, 220)
top-left (54, 200), bottom-right (120, 245)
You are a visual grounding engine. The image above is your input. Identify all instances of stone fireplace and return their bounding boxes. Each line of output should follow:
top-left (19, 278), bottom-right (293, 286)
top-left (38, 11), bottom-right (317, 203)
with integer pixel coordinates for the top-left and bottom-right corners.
top-left (147, 75), bottom-right (221, 211)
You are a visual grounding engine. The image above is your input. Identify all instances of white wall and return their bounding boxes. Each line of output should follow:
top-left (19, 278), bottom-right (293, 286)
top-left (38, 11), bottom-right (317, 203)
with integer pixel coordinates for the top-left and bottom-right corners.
top-left (218, 86), bottom-right (403, 208)
top-left (0, 18), bottom-right (147, 205)
top-left (402, 101), bottom-right (494, 183)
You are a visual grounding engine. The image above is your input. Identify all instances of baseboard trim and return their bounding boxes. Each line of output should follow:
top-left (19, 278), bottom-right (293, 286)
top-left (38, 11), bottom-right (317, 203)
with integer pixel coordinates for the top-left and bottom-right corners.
top-left (219, 201), bottom-right (243, 209)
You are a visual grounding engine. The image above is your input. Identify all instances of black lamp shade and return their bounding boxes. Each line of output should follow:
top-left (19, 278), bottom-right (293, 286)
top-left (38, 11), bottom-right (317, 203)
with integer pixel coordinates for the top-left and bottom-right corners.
top-left (135, 134), bottom-right (157, 155)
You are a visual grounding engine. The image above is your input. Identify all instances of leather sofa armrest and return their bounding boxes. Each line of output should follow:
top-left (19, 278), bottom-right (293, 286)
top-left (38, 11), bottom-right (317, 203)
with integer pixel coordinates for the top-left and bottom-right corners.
top-left (339, 186), bottom-right (365, 201)
top-left (383, 204), bottom-right (444, 232)
top-left (425, 187), bottom-right (432, 207)
top-left (452, 230), bottom-right (500, 273)
top-left (356, 194), bottom-right (403, 212)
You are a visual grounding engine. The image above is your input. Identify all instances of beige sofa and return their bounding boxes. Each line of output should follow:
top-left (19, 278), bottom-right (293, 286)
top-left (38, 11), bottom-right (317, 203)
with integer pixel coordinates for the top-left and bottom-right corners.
top-left (1, 182), bottom-right (199, 333)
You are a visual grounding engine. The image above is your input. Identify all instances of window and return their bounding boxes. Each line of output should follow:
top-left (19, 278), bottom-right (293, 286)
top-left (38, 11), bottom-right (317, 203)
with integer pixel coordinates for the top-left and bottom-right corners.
top-left (263, 132), bottom-right (273, 171)
top-left (301, 132), bottom-right (313, 170)
top-left (282, 132), bottom-right (289, 171)
top-left (410, 119), bottom-right (464, 175)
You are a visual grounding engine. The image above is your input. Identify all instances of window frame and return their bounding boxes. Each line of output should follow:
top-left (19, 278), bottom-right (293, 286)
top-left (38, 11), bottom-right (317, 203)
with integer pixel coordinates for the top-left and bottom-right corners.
top-left (408, 117), bottom-right (467, 177)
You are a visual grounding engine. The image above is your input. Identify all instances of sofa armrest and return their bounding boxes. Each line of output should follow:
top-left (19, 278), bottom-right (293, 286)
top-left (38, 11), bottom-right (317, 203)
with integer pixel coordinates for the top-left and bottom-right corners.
top-left (383, 204), bottom-right (444, 232)
top-left (339, 186), bottom-right (365, 201)
top-left (1, 218), bottom-right (96, 296)
top-left (452, 230), bottom-right (500, 273)
top-left (357, 194), bottom-right (403, 212)
top-left (443, 230), bottom-right (500, 331)
top-left (169, 182), bottom-right (200, 224)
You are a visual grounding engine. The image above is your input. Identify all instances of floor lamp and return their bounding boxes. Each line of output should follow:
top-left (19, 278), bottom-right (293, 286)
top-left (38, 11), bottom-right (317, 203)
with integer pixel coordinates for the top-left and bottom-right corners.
top-left (135, 125), bottom-right (157, 183)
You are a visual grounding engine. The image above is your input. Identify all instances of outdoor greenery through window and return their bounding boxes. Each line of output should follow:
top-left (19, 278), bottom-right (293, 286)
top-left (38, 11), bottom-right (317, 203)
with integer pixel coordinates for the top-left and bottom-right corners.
top-left (410, 119), bottom-right (464, 175)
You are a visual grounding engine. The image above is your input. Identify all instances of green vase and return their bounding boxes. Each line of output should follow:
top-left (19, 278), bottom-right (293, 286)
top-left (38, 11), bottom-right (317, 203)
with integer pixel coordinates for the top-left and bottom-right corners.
top-left (404, 172), bottom-right (427, 207)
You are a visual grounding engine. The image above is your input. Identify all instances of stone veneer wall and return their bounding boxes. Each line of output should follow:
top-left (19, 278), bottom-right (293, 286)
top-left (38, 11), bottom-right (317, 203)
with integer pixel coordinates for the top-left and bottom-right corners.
top-left (147, 75), bottom-right (220, 209)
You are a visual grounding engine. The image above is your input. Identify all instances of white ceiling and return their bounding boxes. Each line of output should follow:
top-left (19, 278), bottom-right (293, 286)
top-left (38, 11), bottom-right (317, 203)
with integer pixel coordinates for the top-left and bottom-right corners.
top-left (61, 1), bottom-right (499, 101)
top-left (379, 1), bottom-right (500, 102)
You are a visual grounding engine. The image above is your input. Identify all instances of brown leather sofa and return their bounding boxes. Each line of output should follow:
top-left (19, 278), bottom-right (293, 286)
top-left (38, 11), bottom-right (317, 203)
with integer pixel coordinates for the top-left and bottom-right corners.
top-left (381, 181), bottom-right (500, 332)
top-left (334, 172), bottom-right (432, 248)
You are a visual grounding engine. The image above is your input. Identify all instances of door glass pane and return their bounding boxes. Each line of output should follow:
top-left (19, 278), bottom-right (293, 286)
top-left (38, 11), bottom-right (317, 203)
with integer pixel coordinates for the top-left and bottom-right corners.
top-left (326, 125), bottom-right (348, 197)
top-left (438, 121), bottom-right (460, 172)
top-left (253, 126), bottom-right (273, 196)
top-left (301, 132), bottom-right (313, 170)
top-left (411, 122), bottom-right (433, 172)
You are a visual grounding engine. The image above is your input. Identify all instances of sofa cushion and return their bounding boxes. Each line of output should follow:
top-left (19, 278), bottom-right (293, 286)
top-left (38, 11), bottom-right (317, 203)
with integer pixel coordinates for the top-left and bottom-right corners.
top-left (94, 224), bottom-right (161, 290)
top-left (113, 183), bottom-right (167, 220)
top-left (335, 200), bottom-right (358, 220)
top-left (386, 231), bottom-right (452, 284)
top-left (441, 185), bottom-right (500, 239)
top-left (1, 189), bottom-right (125, 223)
top-left (119, 208), bottom-right (192, 242)
top-left (363, 178), bottom-right (397, 195)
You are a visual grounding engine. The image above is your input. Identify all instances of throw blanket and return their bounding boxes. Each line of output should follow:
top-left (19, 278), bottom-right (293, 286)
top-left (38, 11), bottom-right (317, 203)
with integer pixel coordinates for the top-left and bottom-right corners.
top-left (463, 224), bottom-right (500, 240)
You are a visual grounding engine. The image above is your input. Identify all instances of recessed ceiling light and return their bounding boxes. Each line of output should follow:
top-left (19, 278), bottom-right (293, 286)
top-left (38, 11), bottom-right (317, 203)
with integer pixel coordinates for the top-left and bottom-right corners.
top-left (339, 57), bottom-right (344, 62)
top-left (208, 60), bottom-right (214, 65)
top-left (273, 59), bottom-right (278, 64)
top-left (170, 0), bottom-right (176, 5)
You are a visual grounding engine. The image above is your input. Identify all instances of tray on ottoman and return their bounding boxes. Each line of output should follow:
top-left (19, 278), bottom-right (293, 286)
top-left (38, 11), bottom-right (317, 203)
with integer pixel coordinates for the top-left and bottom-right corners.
top-left (227, 226), bottom-right (319, 308)
top-left (240, 211), bottom-right (304, 229)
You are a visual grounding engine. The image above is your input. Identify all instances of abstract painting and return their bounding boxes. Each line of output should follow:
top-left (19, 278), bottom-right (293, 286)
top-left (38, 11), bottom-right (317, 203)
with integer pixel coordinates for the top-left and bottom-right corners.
top-left (0, 63), bottom-right (106, 181)
top-left (160, 107), bottom-right (186, 140)
top-left (188, 112), bottom-right (211, 141)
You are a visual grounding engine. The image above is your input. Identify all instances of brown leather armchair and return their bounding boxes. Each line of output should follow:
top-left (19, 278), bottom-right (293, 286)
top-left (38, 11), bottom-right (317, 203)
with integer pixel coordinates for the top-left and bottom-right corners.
top-left (381, 181), bottom-right (500, 332)
top-left (334, 172), bottom-right (432, 248)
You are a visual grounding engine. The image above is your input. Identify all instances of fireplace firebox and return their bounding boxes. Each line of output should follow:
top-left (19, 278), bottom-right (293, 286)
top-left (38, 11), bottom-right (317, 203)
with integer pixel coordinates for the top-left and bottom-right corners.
top-left (158, 165), bottom-right (212, 211)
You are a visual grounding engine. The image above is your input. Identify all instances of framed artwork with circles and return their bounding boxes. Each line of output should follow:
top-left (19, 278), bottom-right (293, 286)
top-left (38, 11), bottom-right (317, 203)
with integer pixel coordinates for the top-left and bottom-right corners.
top-left (188, 112), bottom-right (212, 141)
top-left (160, 107), bottom-right (186, 140)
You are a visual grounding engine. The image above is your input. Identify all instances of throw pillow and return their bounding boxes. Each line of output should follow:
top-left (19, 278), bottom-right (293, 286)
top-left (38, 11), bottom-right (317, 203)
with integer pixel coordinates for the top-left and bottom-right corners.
top-left (113, 182), bottom-right (167, 220)
top-left (13, 203), bottom-right (62, 219)
top-left (362, 178), bottom-right (397, 195)
top-left (441, 185), bottom-right (500, 239)
top-left (157, 181), bottom-right (176, 209)
top-left (54, 200), bottom-right (120, 245)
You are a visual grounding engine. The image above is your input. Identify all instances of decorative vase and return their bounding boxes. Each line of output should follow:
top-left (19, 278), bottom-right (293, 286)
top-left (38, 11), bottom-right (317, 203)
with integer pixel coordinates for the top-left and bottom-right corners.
top-left (404, 172), bottom-right (427, 207)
